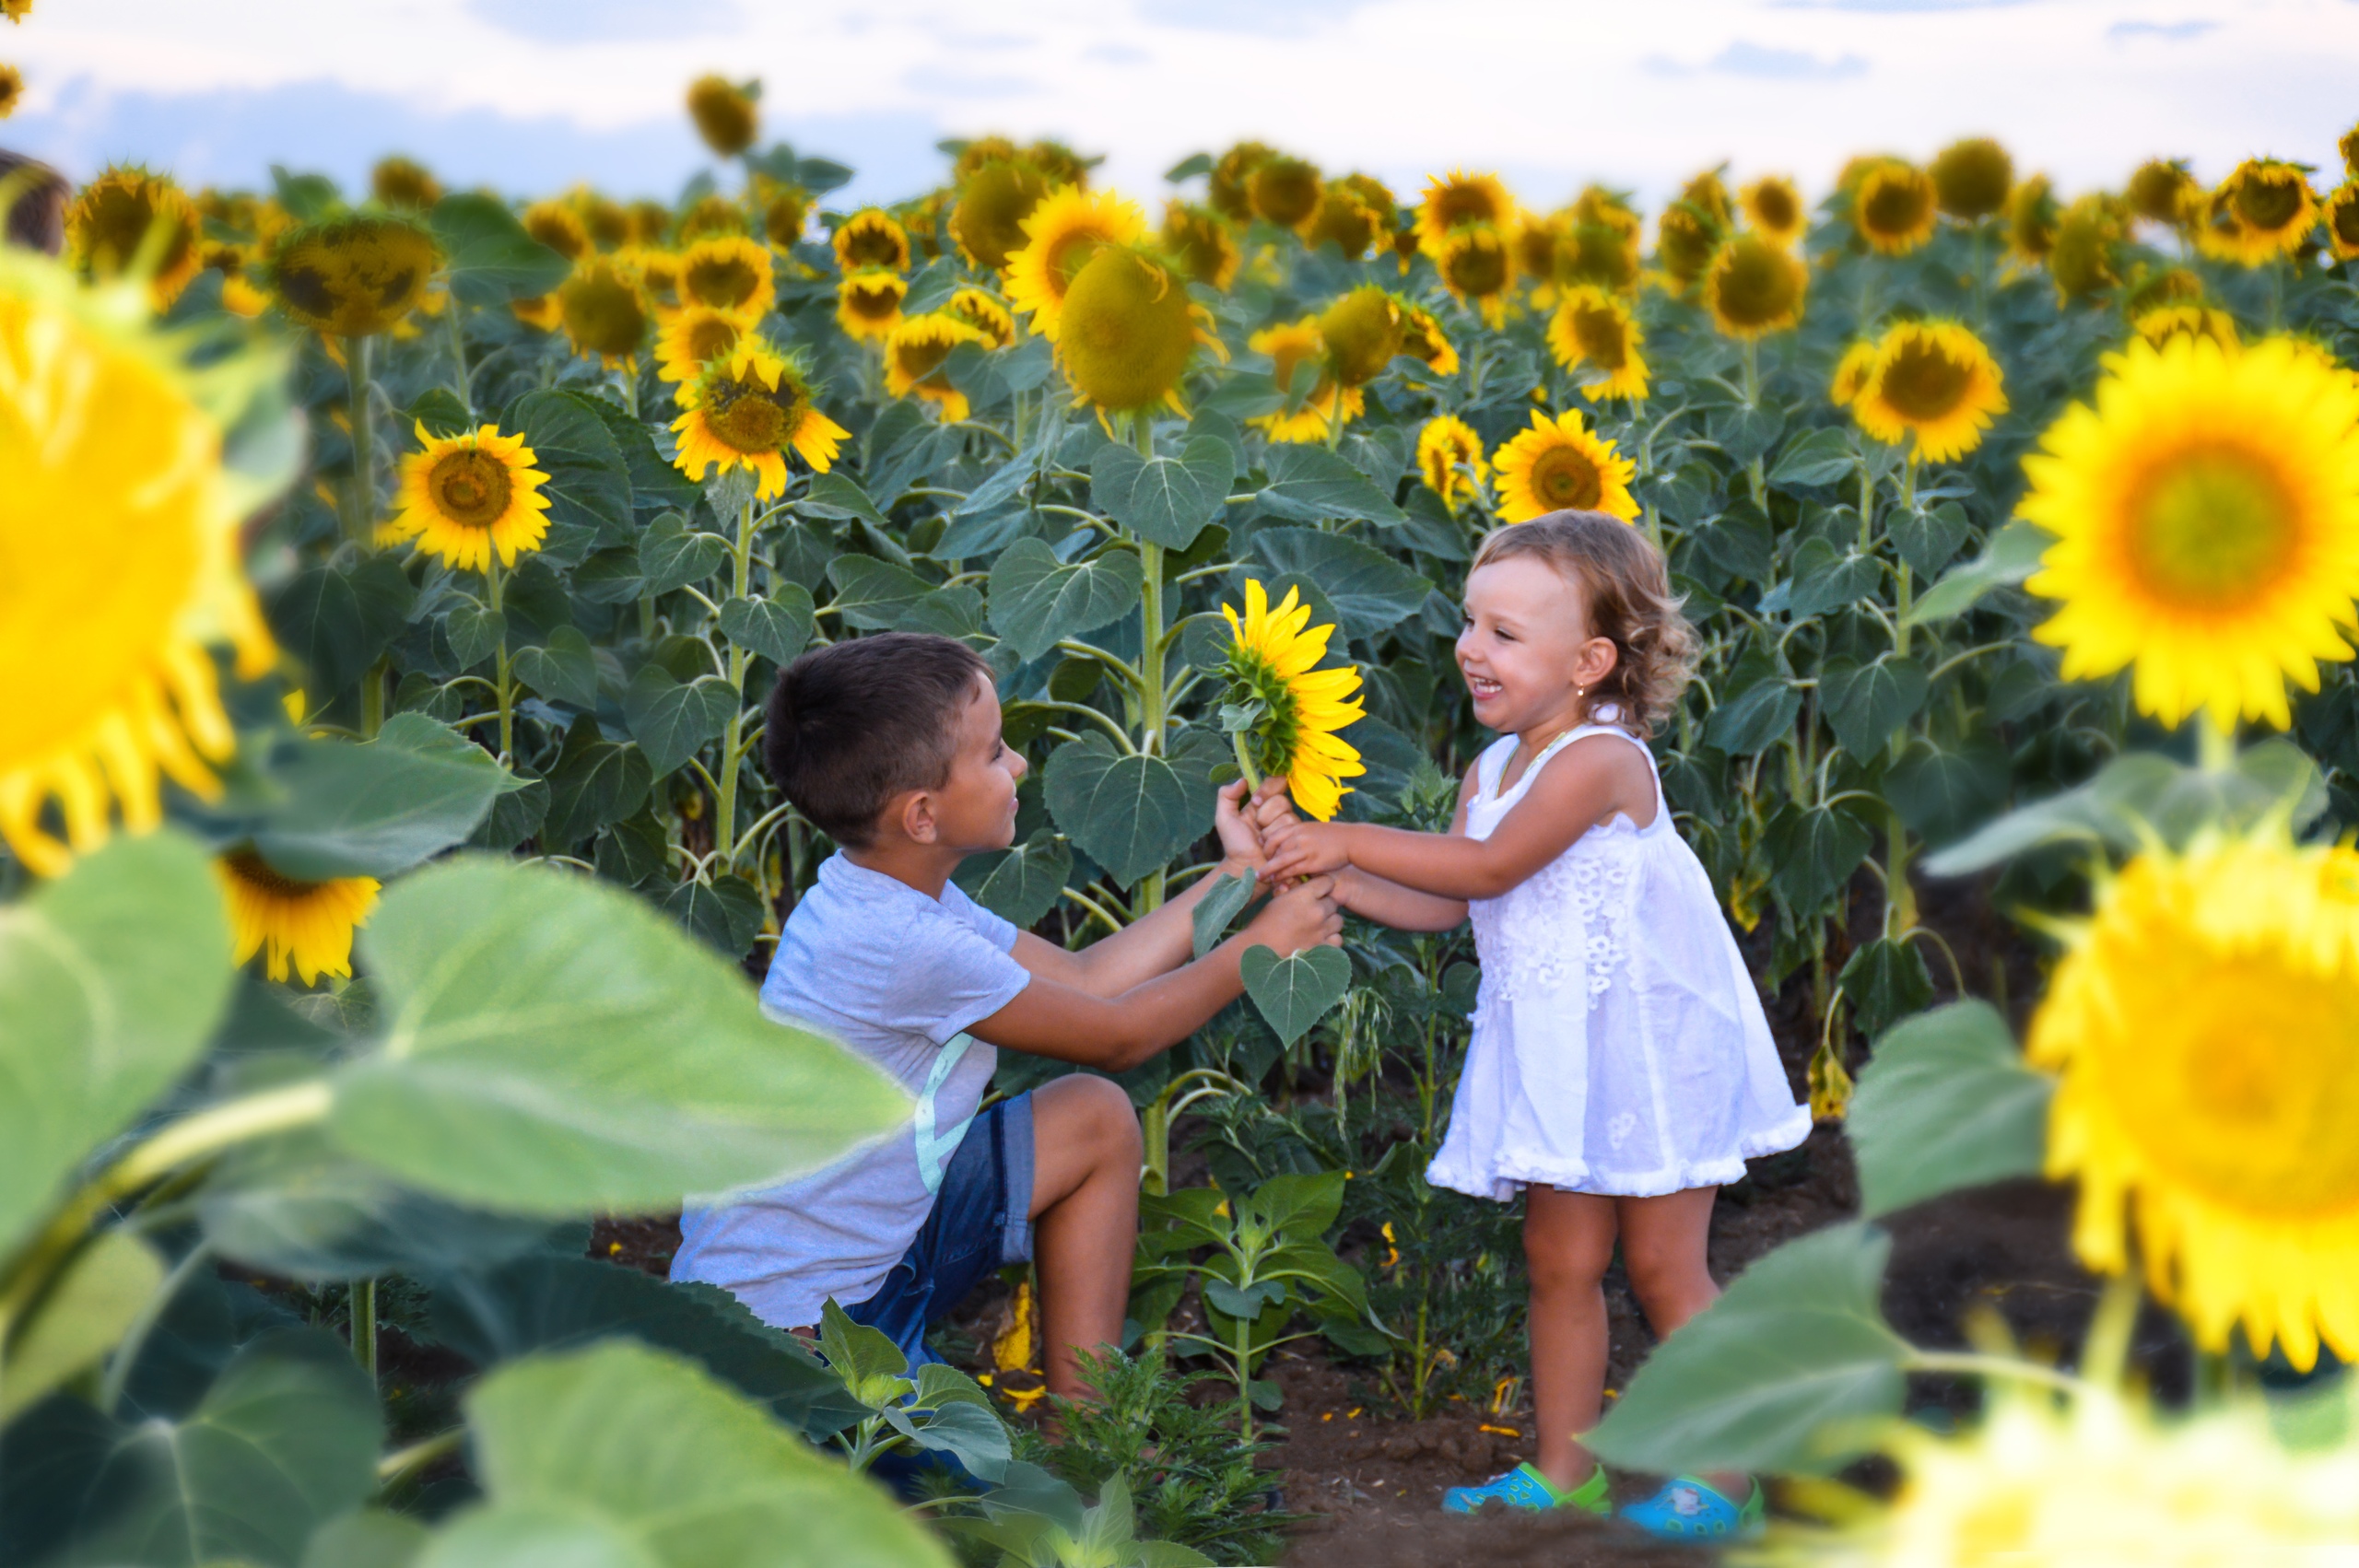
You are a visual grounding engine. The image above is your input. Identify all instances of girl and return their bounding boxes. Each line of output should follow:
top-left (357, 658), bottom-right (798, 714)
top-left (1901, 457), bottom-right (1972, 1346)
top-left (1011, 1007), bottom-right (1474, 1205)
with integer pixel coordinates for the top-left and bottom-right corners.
top-left (1260, 509), bottom-right (1809, 1540)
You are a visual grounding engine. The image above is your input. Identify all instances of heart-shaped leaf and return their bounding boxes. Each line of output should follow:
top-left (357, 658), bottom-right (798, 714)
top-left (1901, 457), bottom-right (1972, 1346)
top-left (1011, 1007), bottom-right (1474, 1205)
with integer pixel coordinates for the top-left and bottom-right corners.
top-left (539, 718), bottom-right (653, 847)
top-left (509, 389), bottom-right (635, 556)
top-left (952, 830), bottom-right (1072, 929)
top-left (719, 584), bottom-right (816, 665)
top-left (639, 510), bottom-right (731, 595)
top-left (1089, 437), bottom-right (1232, 549)
top-left (1240, 942), bottom-right (1351, 1047)
top-left (241, 714), bottom-right (511, 880)
top-left (1040, 734), bottom-right (1196, 888)
top-left (434, 191), bottom-right (570, 305)
top-left (987, 538), bottom-right (1144, 661)
top-left (1821, 655), bottom-right (1928, 759)
top-left (1850, 1001), bottom-right (2052, 1219)
top-left (826, 553), bottom-right (937, 631)
top-left (511, 626), bottom-right (602, 708)
top-left (445, 594), bottom-right (506, 669)
top-left (623, 665), bottom-right (738, 777)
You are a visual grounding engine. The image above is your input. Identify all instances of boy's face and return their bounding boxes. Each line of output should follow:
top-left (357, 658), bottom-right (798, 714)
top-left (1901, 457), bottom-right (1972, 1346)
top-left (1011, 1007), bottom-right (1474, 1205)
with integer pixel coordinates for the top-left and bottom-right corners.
top-left (921, 673), bottom-right (1027, 853)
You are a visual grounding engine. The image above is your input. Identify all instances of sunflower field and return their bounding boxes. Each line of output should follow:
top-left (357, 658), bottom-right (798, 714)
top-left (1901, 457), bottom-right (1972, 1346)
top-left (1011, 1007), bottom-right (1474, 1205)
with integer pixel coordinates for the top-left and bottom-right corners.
top-left (8, 44), bottom-right (2359, 1562)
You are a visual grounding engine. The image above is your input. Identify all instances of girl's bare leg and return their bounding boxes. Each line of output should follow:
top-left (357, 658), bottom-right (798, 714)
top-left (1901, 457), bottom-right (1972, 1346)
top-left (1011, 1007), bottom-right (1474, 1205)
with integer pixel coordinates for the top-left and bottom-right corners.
top-left (1618, 1186), bottom-right (1743, 1498)
top-left (1522, 1184), bottom-right (1620, 1491)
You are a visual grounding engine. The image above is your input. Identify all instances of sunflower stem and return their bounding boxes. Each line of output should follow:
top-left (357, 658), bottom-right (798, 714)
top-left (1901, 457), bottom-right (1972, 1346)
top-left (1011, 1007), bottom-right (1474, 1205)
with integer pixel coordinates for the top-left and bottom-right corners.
top-left (2079, 1271), bottom-right (2142, 1390)
top-left (1132, 413), bottom-right (1168, 914)
top-left (445, 307), bottom-right (471, 412)
top-left (2197, 710), bottom-right (2236, 772)
top-left (1742, 339), bottom-right (1766, 509)
top-left (487, 556), bottom-right (513, 761)
top-left (1231, 731), bottom-right (1262, 795)
top-left (715, 497), bottom-right (757, 872)
top-left (352, 1277), bottom-right (378, 1385)
top-left (344, 334), bottom-right (377, 550)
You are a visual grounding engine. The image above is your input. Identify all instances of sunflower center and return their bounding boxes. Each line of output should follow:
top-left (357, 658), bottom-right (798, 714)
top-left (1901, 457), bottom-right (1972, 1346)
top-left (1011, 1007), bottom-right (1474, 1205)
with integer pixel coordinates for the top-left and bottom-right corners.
top-left (428, 448), bottom-right (516, 529)
top-left (895, 334), bottom-right (956, 384)
top-left (1445, 238), bottom-right (1508, 298)
top-left (226, 848), bottom-right (323, 899)
top-left (687, 256), bottom-right (759, 310)
top-left (2125, 445), bottom-right (2299, 609)
top-left (1862, 176), bottom-right (1930, 236)
top-left (1568, 303), bottom-right (1626, 369)
top-left (1879, 340), bottom-right (1972, 420)
top-left (705, 381), bottom-right (793, 454)
top-left (1531, 444), bottom-right (1604, 509)
top-left (846, 284), bottom-right (901, 322)
top-left (1432, 186), bottom-right (1500, 231)
top-left (1716, 242), bottom-right (1799, 328)
top-left (2234, 173), bottom-right (2303, 233)
top-left (1755, 187), bottom-right (1798, 231)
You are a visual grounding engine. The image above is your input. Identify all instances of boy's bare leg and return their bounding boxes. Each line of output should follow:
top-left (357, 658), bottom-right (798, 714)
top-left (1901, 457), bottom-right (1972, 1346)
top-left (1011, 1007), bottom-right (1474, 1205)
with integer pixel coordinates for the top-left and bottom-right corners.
top-left (1617, 1186), bottom-right (1742, 1499)
top-left (1523, 1184), bottom-right (1620, 1492)
top-left (1027, 1073), bottom-right (1144, 1399)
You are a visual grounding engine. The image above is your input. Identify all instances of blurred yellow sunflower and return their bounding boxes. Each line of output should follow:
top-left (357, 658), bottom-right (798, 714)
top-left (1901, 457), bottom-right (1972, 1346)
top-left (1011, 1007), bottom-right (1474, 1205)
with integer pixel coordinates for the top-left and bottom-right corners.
top-left (1005, 186), bottom-right (1146, 341)
top-left (2122, 263), bottom-right (2202, 317)
top-left (2023, 333), bottom-right (2359, 731)
top-left (572, 189), bottom-right (630, 251)
top-left (2201, 158), bottom-right (2317, 266)
top-left (1493, 407), bottom-right (1638, 524)
top-left (2050, 194), bottom-right (2126, 305)
top-left (947, 286), bottom-right (1015, 348)
top-left (2319, 181), bottom-right (2359, 263)
top-left (2126, 158), bottom-right (2200, 228)
top-left (654, 304), bottom-right (746, 383)
top-left (1250, 317), bottom-right (1356, 444)
top-left (370, 156), bottom-right (441, 211)
top-left (1511, 213), bottom-right (1564, 297)
top-left (1828, 340), bottom-right (1877, 407)
top-left (627, 246), bottom-right (682, 315)
top-left (65, 165), bottom-right (204, 309)
top-left (2029, 825), bottom-right (2359, 1371)
top-left (1416, 170), bottom-right (1513, 257)
top-left (267, 213), bottom-right (439, 338)
top-left (0, 63), bottom-right (19, 117)
top-left (884, 311), bottom-right (990, 424)
top-left (626, 199), bottom-right (674, 248)
top-left (2133, 303), bottom-right (2239, 355)
top-left (1247, 155), bottom-right (1323, 232)
top-left (522, 199), bottom-right (590, 263)
top-left (953, 136), bottom-right (1022, 183)
top-left (676, 235), bottom-right (773, 319)
top-left (1850, 320), bottom-right (2006, 462)
top-left (686, 75), bottom-right (758, 158)
top-left (1653, 203), bottom-right (1721, 293)
top-left (0, 248), bottom-right (276, 876)
top-left (1054, 243), bottom-right (1222, 419)
top-left (1572, 184), bottom-right (1642, 239)
top-left (673, 340), bottom-right (847, 497)
top-left (2007, 172), bottom-right (2060, 263)
top-left (1547, 286), bottom-right (1648, 403)
top-left (1309, 174), bottom-right (1393, 259)
top-left (832, 207), bottom-right (910, 274)
top-left (556, 254), bottom-right (648, 368)
top-left (1739, 175), bottom-right (1807, 247)
top-left (1318, 286), bottom-right (1402, 389)
top-left (1416, 415), bottom-right (1486, 512)
top-left (1396, 298), bottom-right (1459, 378)
top-left (675, 193), bottom-right (745, 244)
top-left (217, 849), bottom-right (379, 986)
top-left (1209, 142), bottom-right (1274, 222)
top-left (1563, 221), bottom-right (1640, 296)
top-left (1929, 136), bottom-right (2013, 221)
top-left (835, 268), bottom-right (908, 342)
top-left (2344, 121), bottom-right (2359, 178)
top-left (1436, 223), bottom-right (1513, 326)
top-left (1161, 201), bottom-right (1240, 291)
top-left (1703, 232), bottom-right (1806, 340)
top-left (1851, 160), bottom-right (1938, 254)
top-left (758, 181), bottom-right (810, 250)
top-left (381, 422), bottom-right (552, 573)
top-left (1219, 579), bottom-right (1366, 822)
top-left (511, 293), bottom-right (559, 332)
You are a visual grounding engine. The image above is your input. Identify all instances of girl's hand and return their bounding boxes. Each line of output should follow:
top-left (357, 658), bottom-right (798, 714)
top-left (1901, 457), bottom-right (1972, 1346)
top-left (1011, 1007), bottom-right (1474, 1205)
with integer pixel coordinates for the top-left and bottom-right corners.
top-left (1262, 818), bottom-right (1351, 883)
top-left (1212, 778), bottom-right (1270, 870)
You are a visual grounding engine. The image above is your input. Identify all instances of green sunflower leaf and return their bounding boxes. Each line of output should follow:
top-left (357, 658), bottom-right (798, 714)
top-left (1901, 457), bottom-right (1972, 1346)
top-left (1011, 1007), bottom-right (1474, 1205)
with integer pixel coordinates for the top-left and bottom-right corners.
top-left (623, 665), bottom-right (738, 778)
top-left (986, 537), bottom-right (1145, 661)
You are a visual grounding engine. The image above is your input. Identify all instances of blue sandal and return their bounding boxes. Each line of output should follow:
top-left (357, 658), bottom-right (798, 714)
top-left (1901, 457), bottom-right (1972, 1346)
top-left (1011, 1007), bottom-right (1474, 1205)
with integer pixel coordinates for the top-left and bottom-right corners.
top-left (1619, 1474), bottom-right (1765, 1539)
top-left (1442, 1461), bottom-right (1611, 1515)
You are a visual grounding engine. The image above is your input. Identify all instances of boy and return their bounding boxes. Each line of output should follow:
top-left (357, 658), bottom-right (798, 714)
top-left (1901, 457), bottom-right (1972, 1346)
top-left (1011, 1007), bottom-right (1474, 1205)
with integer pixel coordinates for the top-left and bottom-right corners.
top-left (673, 632), bottom-right (1340, 1397)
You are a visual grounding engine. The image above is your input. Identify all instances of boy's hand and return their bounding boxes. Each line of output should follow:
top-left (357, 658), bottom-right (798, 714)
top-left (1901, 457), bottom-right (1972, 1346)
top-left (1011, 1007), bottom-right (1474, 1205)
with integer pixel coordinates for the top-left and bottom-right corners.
top-left (1261, 818), bottom-right (1351, 883)
top-left (1241, 873), bottom-right (1344, 954)
top-left (1214, 777), bottom-right (1292, 871)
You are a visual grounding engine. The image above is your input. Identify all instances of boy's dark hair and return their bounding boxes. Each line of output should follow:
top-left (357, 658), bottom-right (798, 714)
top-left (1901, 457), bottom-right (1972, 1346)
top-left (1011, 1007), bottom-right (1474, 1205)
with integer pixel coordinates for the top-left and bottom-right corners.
top-left (763, 632), bottom-right (993, 846)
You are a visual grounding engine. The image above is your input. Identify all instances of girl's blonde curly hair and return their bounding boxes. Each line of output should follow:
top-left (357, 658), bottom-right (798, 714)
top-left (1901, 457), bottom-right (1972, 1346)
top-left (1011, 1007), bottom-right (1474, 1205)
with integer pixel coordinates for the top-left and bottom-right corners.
top-left (1471, 509), bottom-right (1697, 740)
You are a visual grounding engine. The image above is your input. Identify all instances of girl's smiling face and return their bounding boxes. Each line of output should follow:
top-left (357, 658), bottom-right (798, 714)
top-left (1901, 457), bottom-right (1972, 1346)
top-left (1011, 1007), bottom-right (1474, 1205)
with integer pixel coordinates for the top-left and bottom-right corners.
top-left (1456, 554), bottom-right (1619, 736)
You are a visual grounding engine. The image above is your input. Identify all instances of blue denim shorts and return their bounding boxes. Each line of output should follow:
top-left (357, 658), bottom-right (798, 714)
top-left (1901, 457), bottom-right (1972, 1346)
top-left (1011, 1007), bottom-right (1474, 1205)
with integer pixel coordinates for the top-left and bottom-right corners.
top-left (844, 1091), bottom-right (1035, 1368)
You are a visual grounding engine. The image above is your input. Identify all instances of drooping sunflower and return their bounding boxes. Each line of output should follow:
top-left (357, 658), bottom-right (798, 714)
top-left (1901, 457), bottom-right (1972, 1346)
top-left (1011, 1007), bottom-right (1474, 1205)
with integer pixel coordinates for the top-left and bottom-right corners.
top-left (1209, 142), bottom-right (1276, 222)
top-left (1850, 320), bottom-right (2007, 462)
top-left (672, 339), bottom-right (849, 497)
top-left (1828, 340), bottom-right (1878, 407)
top-left (2327, 181), bottom-right (2359, 263)
top-left (1004, 186), bottom-right (1146, 341)
top-left (1492, 407), bottom-right (1638, 524)
top-left (1702, 232), bottom-right (1806, 340)
top-left (1415, 415), bottom-right (1487, 512)
top-left (2022, 333), bottom-right (2359, 731)
top-left (65, 165), bottom-right (203, 309)
top-left (834, 268), bottom-right (908, 342)
top-left (675, 193), bottom-right (745, 244)
top-left (901, 191), bottom-right (950, 261)
top-left (953, 136), bottom-right (1023, 184)
top-left (1929, 136), bottom-right (2013, 220)
top-left (1653, 202), bottom-right (1721, 293)
top-left (1416, 170), bottom-right (1513, 257)
top-left (1395, 298), bottom-right (1459, 378)
top-left (216, 848), bottom-right (379, 987)
top-left (946, 287), bottom-right (1015, 348)
top-left (686, 75), bottom-right (758, 158)
top-left (1249, 317), bottom-right (1356, 443)
top-left (2007, 172), bottom-right (2060, 263)
top-left (267, 214), bottom-right (440, 338)
top-left (832, 207), bottom-right (910, 275)
top-left (1160, 201), bottom-right (1239, 290)
top-left (2126, 157), bottom-right (2200, 228)
top-left (2049, 194), bottom-right (2126, 305)
top-left (1317, 286), bottom-right (1402, 389)
top-left (1562, 220), bottom-right (1639, 295)
top-left (1026, 139), bottom-right (1092, 190)
top-left (675, 235), bottom-right (773, 320)
top-left (2133, 303), bottom-right (2239, 355)
top-left (556, 254), bottom-right (648, 367)
top-left (0, 247), bottom-right (276, 876)
top-left (654, 303), bottom-right (745, 383)
top-left (2201, 158), bottom-right (2317, 266)
top-left (2027, 825), bottom-right (2359, 1371)
top-left (951, 158), bottom-right (1050, 271)
top-left (1850, 159), bottom-right (1938, 254)
top-left (1739, 175), bottom-right (1806, 247)
top-left (370, 155), bottom-right (441, 211)
top-left (1054, 242), bottom-right (1222, 419)
top-left (757, 181), bottom-right (811, 250)
top-left (1436, 223), bottom-right (1513, 326)
top-left (1547, 286), bottom-right (1649, 402)
top-left (522, 199), bottom-right (590, 263)
top-left (884, 311), bottom-right (990, 424)
top-left (1218, 579), bottom-right (1366, 823)
top-left (1308, 174), bottom-right (1393, 260)
top-left (380, 423), bottom-right (552, 573)
top-left (1246, 155), bottom-right (1323, 232)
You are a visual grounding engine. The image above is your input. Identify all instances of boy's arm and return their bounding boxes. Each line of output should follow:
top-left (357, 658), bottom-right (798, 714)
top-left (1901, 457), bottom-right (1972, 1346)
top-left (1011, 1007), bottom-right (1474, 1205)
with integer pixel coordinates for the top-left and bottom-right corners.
top-left (968, 876), bottom-right (1341, 1071)
top-left (1253, 768), bottom-right (1472, 932)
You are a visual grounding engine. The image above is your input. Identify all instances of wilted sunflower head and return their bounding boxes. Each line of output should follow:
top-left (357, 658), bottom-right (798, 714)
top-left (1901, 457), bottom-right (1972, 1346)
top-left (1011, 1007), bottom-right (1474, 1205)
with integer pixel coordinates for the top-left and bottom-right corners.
top-left (654, 304), bottom-right (745, 383)
top-left (676, 235), bottom-right (774, 319)
top-left (1930, 136), bottom-right (2013, 219)
top-left (522, 200), bottom-right (589, 262)
top-left (1308, 180), bottom-right (1382, 259)
top-left (1247, 155), bottom-right (1323, 231)
top-left (2007, 173), bottom-right (2060, 262)
top-left (884, 311), bottom-right (991, 423)
top-left (757, 182), bottom-right (810, 249)
top-left (675, 193), bottom-right (745, 244)
top-left (835, 267), bottom-right (909, 342)
top-left (1853, 319), bottom-right (2008, 461)
top-left (1547, 286), bottom-right (1648, 403)
top-left (2051, 193), bottom-right (2126, 304)
top-left (1438, 224), bottom-right (1513, 322)
top-left (2325, 182), bottom-right (2359, 263)
top-left (1739, 175), bottom-right (1806, 247)
top-left (1006, 186), bottom-right (1147, 341)
top-left (268, 213), bottom-right (440, 337)
top-left (1318, 287), bottom-right (1403, 388)
top-left (946, 286), bottom-right (1015, 348)
top-left (2133, 303), bottom-right (2239, 356)
top-left (557, 254), bottom-right (648, 366)
top-left (1851, 159), bottom-right (1938, 254)
top-left (673, 339), bottom-right (849, 497)
top-left (2201, 158), bottom-right (2318, 266)
top-left (2126, 158), bottom-right (2199, 226)
top-left (687, 75), bottom-right (759, 158)
top-left (953, 135), bottom-right (1023, 183)
top-left (1161, 201), bottom-right (1240, 290)
top-left (1395, 299), bottom-right (1458, 378)
top-left (574, 189), bottom-right (631, 251)
top-left (833, 207), bottom-right (910, 274)
top-left (1416, 170), bottom-right (1513, 256)
top-left (1563, 221), bottom-right (1639, 294)
top-left (1704, 231), bottom-right (1806, 339)
top-left (1209, 141), bottom-right (1275, 222)
top-left (1654, 202), bottom-right (1721, 288)
top-left (951, 158), bottom-right (1049, 271)
top-left (65, 165), bottom-right (203, 308)
top-left (1027, 139), bottom-right (1093, 189)
top-left (370, 156), bottom-right (440, 211)
top-left (1056, 242), bottom-right (1216, 417)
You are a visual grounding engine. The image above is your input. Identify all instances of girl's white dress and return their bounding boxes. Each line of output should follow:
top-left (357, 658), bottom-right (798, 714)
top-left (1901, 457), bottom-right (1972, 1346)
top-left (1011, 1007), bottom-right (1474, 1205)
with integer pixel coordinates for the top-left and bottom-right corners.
top-left (1426, 720), bottom-right (1811, 1201)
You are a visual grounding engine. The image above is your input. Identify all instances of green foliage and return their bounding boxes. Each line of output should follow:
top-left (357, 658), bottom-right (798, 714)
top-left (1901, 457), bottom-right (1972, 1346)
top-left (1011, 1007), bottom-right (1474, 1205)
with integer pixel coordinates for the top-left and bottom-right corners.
top-left (1848, 1001), bottom-right (2053, 1218)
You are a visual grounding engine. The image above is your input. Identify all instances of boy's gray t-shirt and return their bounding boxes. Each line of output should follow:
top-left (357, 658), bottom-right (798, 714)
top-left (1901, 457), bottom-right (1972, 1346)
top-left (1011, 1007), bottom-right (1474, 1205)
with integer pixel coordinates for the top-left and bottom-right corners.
top-left (671, 852), bottom-right (1030, 1328)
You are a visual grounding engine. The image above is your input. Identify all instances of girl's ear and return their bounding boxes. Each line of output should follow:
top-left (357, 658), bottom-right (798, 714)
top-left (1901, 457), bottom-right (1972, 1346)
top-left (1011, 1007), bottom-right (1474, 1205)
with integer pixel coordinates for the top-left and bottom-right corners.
top-left (1578, 635), bottom-right (1620, 693)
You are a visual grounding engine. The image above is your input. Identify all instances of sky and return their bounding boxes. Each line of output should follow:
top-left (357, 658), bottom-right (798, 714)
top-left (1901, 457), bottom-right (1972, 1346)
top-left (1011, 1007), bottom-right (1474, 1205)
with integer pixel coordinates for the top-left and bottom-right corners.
top-left (3, 0), bottom-right (2354, 214)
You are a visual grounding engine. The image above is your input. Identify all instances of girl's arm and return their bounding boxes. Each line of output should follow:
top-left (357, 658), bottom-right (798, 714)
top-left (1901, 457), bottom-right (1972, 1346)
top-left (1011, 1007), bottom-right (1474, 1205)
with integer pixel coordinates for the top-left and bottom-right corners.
top-left (1257, 769), bottom-right (1473, 932)
top-left (1262, 735), bottom-right (1651, 900)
